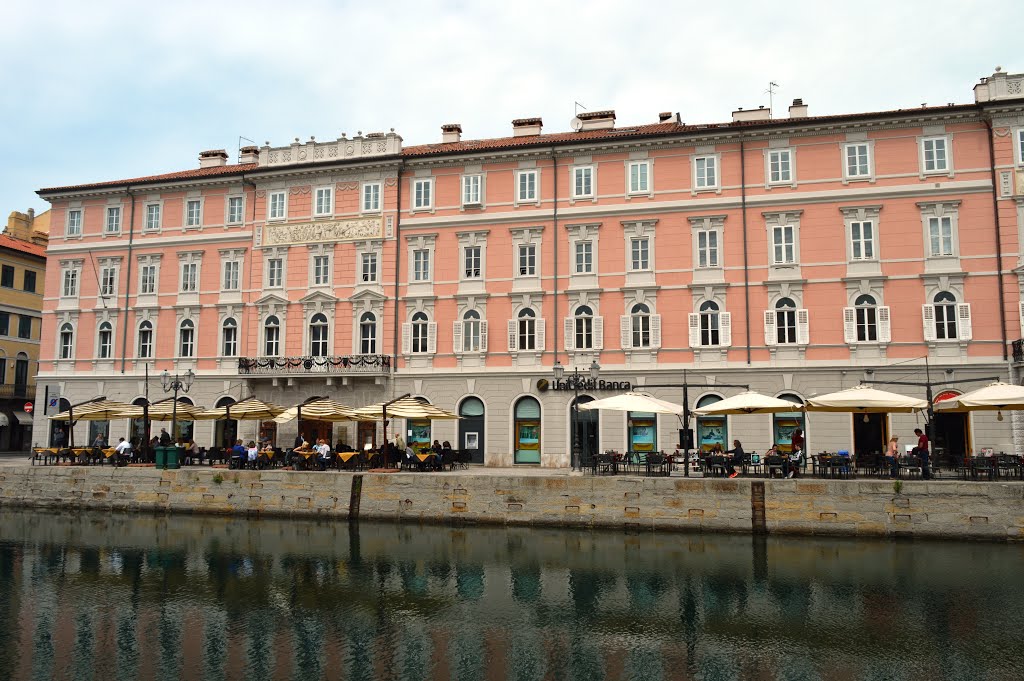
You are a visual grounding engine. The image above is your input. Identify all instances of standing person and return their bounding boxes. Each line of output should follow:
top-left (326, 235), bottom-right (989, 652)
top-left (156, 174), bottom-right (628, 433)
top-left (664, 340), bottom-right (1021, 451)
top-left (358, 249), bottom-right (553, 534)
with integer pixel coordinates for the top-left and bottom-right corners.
top-left (724, 440), bottom-right (745, 478)
top-left (294, 432), bottom-right (305, 449)
top-left (159, 428), bottom-right (171, 446)
top-left (886, 436), bottom-right (901, 479)
top-left (52, 428), bottom-right (66, 450)
top-left (914, 428), bottom-right (931, 480)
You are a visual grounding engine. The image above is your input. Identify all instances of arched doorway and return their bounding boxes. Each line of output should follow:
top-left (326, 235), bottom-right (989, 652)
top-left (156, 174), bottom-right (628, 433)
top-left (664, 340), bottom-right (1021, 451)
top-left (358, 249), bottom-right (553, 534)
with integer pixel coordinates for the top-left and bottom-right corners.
top-left (514, 397), bottom-right (541, 464)
top-left (934, 390), bottom-right (968, 464)
top-left (572, 395), bottom-right (599, 463)
top-left (772, 393), bottom-right (806, 455)
top-left (627, 411), bottom-right (656, 453)
top-left (853, 413), bottom-right (887, 459)
top-left (214, 396), bottom-right (237, 449)
top-left (129, 397), bottom-right (148, 446)
top-left (696, 395), bottom-right (727, 453)
top-left (51, 398), bottom-right (70, 447)
top-left (459, 396), bottom-right (485, 464)
top-left (173, 397), bottom-right (195, 443)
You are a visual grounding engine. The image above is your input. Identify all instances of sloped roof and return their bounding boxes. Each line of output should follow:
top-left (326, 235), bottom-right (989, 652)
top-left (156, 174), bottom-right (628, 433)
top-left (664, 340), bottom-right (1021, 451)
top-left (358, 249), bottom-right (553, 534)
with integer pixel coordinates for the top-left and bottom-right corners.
top-left (39, 162), bottom-right (257, 194)
top-left (0, 233), bottom-right (46, 259)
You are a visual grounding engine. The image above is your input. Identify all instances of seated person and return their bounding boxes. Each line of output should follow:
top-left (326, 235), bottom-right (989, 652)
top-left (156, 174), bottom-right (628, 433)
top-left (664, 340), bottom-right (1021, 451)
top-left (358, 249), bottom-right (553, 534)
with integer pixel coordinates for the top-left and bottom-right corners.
top-left (291, 440), bottom-right (311, 468)
top-left (231, 439), bottom-right (247, 469)
top-left (431, 439), bottom-right (443, 454)
top-left (247, 441), bottom-right (259, 468)
top-left (114, 437), bottom-right (132, 466)
top-left (724, 439), bottom-right (745, 478)
top-left (787, 445), bottom-right (805, 479)
top-left (315, 439), bottom-right (333, 471)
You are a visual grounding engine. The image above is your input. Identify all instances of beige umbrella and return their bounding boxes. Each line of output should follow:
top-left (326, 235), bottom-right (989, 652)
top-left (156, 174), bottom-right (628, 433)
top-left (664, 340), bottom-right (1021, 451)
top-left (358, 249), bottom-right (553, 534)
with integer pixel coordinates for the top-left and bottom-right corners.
top-left (273, 398), bottom-right (366, 423)
top-left (351, 396), bottom-right (460, 420)
top-left (577, 392), bottom-right (686, 415)
top-left (933, 382), bottom-right (1024, 413)
top-left (805, 385), bottom-right (927, 413)
top-left (49, 398), bottom-right (139, 421)
top-left (692, 391), bottom-right (804, 415)
top-left (195, 396), bottom-right (286, 420)
top-left (112, 399), bottom-right (208, 421)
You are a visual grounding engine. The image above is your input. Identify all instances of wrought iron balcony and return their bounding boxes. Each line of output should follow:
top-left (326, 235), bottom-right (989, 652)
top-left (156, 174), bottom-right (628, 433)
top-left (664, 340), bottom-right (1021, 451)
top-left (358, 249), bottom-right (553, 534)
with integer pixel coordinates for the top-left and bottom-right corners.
top-left (1014, 339), bottom-right (1024, 363)
top-left (238, 355), bottom-right (391, 375)
top-left (0, 384), bottom-right (34, 400)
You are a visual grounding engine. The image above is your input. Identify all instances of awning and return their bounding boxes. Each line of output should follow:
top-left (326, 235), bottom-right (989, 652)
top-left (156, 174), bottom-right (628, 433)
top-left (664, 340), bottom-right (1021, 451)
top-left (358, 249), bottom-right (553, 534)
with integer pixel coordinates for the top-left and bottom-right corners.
top-left (13, 411), bottom-right (32, 424)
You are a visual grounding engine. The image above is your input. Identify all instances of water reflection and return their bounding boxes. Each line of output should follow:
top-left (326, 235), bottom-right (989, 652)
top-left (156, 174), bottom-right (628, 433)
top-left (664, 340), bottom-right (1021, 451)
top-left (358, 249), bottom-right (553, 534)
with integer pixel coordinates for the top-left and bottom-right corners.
top-left (0, 510), bottom-right (1022, 680)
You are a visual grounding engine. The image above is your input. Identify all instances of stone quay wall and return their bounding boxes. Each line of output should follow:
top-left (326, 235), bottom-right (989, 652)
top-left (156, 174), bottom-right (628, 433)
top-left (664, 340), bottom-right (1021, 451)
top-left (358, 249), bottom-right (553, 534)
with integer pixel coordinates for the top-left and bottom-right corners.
top-left (0, 466), bottom-right (1022, 541)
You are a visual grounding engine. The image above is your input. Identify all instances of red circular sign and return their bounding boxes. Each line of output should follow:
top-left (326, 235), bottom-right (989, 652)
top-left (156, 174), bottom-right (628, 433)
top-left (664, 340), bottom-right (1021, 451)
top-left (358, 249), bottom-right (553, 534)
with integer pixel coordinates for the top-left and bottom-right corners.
top-left (24, 402), bottom-right (33, 413)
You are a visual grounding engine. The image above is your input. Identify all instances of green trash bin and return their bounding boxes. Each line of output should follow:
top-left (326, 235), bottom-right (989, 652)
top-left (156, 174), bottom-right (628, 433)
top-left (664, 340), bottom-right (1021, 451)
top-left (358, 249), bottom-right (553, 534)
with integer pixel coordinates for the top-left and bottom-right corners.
top-left (154, 446), bottom-right (167, 470)
top-left (166, 446), bottom-right (181, 470)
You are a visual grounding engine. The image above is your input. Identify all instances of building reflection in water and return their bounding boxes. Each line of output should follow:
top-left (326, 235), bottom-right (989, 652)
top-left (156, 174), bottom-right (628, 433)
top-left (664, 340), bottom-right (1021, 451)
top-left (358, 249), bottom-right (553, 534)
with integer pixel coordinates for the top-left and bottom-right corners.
top-left (0, 510), bottom-right (1022, 680)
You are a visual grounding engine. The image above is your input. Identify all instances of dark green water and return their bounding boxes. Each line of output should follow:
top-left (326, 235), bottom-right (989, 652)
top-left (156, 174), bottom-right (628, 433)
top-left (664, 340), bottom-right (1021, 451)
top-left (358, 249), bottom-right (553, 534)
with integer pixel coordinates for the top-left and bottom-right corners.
top-left (0, 510), bottom-right (1021, 681)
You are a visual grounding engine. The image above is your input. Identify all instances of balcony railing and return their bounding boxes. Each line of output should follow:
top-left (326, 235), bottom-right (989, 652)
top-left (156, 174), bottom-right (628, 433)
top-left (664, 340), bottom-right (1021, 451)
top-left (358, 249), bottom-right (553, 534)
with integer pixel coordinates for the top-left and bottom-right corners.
top-left (238, 355), bottom-right (391, 375)
top-left (1014, 339), bottom-right (1024, 363)
top-left (0, 384), bottom-right (35, 400)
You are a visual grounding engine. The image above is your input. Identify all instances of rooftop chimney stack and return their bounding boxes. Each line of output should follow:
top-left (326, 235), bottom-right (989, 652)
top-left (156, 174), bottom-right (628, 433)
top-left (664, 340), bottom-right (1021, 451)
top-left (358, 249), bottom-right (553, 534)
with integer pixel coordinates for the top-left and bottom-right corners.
top-left (512, 117), bottom-right (543, 137)
top-left (577, 110), bottom-right (616, 131)
top-left (731, 106), bottom-right (772, 123)
top-left (198, 149), bottom-right (229, 168)
top-left (238, 146), bottom-right (259, 164)
top-left (658, 111), bottom-right (682, 124)
top-left (441, 123), bottom-right (462, 143)
top-left (788, 98), bottom-right (808, 118)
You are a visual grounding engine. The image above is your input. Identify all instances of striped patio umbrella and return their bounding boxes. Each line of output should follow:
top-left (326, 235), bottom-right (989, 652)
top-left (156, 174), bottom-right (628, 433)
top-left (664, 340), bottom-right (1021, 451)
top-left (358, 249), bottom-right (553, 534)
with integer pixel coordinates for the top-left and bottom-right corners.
top-left (273, 398), bottom-right (366, 423)
top-left (351, 396), bottom-right (460, 420)
top-left (194, 396), bottom-right (286, 421)
top-left (112, 399), bottom-right (208, 421)
top-left (49, 398), bottom-right (139, 421)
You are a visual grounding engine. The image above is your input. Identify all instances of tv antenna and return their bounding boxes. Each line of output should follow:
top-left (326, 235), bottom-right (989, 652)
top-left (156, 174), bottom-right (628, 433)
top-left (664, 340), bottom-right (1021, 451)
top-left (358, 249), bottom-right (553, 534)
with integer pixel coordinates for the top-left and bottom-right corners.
top-left (237, 136), bottom-right (256, 162)
top-left (574, 101), bottom-right (587, 115)
top-left (764, 82), bottom-right (779, 118)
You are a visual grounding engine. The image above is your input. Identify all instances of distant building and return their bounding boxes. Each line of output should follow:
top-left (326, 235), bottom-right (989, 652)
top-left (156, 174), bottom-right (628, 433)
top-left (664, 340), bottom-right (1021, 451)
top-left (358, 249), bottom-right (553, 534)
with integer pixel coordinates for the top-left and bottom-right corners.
top-left (0, 209), bottom-right (47, 450)
top-left (32, 68), bottom-right (1024, 465)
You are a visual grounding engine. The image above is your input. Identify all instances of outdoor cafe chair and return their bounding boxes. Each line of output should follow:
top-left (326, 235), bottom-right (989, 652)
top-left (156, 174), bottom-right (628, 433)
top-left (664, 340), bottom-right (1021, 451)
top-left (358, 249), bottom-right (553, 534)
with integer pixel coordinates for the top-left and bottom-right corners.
top-left (970, 456), bottom-right (996, 481)
top-left (704, 455), bottom-right (728, 478)
top-left (996, 454), bottom-right (1021, 480)
top-left (897, 456), bottom-right (923, 479)
top-left (645, 453), bottom-right (668, 477)
top-left (765, 455), bottom-right (785, 478)
top-left (595, 453), bottom-right (616, 476)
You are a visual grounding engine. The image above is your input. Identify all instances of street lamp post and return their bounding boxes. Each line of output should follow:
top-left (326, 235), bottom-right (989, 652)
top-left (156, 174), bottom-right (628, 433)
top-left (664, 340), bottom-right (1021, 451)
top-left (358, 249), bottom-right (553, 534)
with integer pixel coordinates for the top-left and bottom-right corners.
top-left (160, 368), bottom-right (195, 445)
top-left (553, 359), bottom-right (600, 471)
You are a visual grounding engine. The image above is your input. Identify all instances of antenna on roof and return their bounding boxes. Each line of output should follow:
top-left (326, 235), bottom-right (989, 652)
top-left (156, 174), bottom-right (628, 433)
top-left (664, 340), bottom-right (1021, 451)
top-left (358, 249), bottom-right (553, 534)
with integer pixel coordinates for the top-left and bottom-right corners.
top-left (764, 82), bottom-right (779, 118)
top-left (574, 101), bottom-right (587, 115)
top-left (237, 136), bottom-right (256, 162)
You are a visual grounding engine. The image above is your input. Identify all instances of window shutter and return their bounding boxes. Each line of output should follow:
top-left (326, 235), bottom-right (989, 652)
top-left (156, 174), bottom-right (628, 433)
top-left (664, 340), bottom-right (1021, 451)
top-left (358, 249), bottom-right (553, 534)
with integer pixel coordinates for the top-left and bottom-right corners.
top-left (427, 323), bottom-right (437, 354)
top-left (843, 307), bottom-right (856, 344)
top-left (922, 305), bottom-right (936, 341)
top-left (507, 320), bottom-right (518, 352)
top-left (797, 309), bottom-right (810, 345)
top-left (564, 317), bottom-right (574, 351)
top-left (877, 306), bottom-right (891, 343)
top-left (720, 312), bottom-right (732, 347)
top-left (763, 310), bottom-right (777, 346)
top-left (620, 315), bottom-right (631, 349)
top-left (401, 323), bottom-right (412, 354)
top-left (1020, 301), bottom-right (1024, 338)
top-left (651, 314), bottom-right (662, 349)
top-left (536, 318), bottom-right (546, 351)
top-left (594, 316), bottom-right (604, 350)
top-left (452, 321), bottom-right (463, 353)
top-left (957, 303), bottom-right (972, 341)
top-left (480, 320), bottom-right (488, 352)
top-left (688, 313), bottom-right (700, 347)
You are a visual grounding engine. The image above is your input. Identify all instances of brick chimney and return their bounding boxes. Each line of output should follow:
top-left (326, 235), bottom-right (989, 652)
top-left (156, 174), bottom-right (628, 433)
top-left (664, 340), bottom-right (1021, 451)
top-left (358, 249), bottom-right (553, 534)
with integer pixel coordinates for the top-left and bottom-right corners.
top-left (731, 106), bottom-right (771, 123)
top-left (199, 149), bottom-right (229, 168)
top-left (577, 110), bottom-right (616, 131)
top-left (238, 146), bottom-right (259, 164)
top-left (512, 117), bottom-right (543, 137)
top-left (658, 111), bottom-right (681, 124)
top-left (441, 123), bottom-right (462, 143)
top-left (788, 98), bottom-right (809, 118)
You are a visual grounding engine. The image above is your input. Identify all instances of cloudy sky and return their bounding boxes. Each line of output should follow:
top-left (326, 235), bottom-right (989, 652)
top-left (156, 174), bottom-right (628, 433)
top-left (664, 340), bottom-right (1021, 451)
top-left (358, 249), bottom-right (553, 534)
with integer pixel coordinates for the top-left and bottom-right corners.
top-left (0, 0), bottom-right (1013, 219)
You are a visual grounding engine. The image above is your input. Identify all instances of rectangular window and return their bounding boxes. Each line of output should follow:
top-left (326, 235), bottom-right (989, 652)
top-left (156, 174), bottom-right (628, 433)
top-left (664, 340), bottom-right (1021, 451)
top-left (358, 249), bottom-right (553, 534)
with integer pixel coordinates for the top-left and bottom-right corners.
top-left (140, 265), bottom-right (156, 294)
top-left (769, 150), bottom-right (792, 183)
top-left (180, 263), bottom-right (198, 292)
top-left (413, 179), bottom-right (432, 210)
top-left (1018, 129), bottom-right (1024, 165)
top-left (22, 270), bottom-right (36, 293)
top-left (517, 170), bottom-right (537, 202)
top-left (695, 156), bottom-right (717, 188)
top-left (66, 209), bottom-right (82, 236)
top-left (845, 143), bottom-right (870, 178)
top-left (464, 246), bottom-right (481, 278)
top-left (0, 313), bottom-right (7, 336)
top-left (315, 187), bottom-right (333, 216)
top-left (462, 175), bottom-right (482, 205)
top-left (227, 196), bottom-right (244, 223)
top-left (17, 315), bottom-right (31, 339)
top-left (267, 258), bottom-right (283, 288)
top-left (413, 250), bottom-right (430, 281)
top-left (222, 261), bottom-right (239, 290)
top-left (518, 244), bottom-right (536, 276)
top-left (361, 253), bottom-right (377, 282)
top-left (575, 241), bottom-right (593, 273)
top-left (185, 199), bottom-right (201, 227)
top-left (313, 255), bottom-right (330, 285)
top-left (697, 230), bottom-right (718, 268)
top-left (100, 267), bottom-right (116, 297)
top-left (145, 204), bottom-right (161, 230)
top-left (922, 137), bottom-right (948, 173)
top-left (628, 161), bottom-right (649, 194)
top-left (0, 265), bottom-right (13, 288)
top-left (268, 192), bottom-right (286, 220)
top-left (362, 183), bottom-right (381, 212)
top-left (105, 206), bottom-right (121, 233)
top-left (928, 216), bottom-right (953, 256)
top-left (630, 237), bottom-right (650, 270)
top-left (62, 269), bottom-right (78, 297)
top-left (772, 225), bottom-right (795, 264)
top-left (573, 166), bottom-right (593, 198)
top-left (851, 220), bottom-right (875, 260)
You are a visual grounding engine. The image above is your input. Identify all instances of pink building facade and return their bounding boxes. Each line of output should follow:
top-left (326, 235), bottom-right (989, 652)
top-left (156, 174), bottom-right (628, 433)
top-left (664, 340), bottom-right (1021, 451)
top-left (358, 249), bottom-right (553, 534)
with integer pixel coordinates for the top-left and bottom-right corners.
top-left (33, 69), bottom-right (1024, 466)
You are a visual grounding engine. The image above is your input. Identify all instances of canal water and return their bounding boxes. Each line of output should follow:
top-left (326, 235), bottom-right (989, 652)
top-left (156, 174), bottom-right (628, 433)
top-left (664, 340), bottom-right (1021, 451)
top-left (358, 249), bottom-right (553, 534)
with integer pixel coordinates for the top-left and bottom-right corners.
top-left (0, 510), bottom-right (1021, 681)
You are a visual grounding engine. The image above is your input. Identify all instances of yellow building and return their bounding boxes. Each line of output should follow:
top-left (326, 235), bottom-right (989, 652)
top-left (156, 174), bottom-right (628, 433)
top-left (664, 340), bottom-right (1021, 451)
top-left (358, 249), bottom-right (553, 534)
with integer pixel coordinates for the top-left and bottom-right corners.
top-left (0, 209), bottom-right (47, 450)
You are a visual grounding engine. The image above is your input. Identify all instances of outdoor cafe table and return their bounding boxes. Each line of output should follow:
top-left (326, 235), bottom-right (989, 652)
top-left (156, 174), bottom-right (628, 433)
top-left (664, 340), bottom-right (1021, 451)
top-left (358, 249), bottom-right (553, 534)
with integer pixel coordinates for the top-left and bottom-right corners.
top-left (338, 452), bottom-right (358, 463)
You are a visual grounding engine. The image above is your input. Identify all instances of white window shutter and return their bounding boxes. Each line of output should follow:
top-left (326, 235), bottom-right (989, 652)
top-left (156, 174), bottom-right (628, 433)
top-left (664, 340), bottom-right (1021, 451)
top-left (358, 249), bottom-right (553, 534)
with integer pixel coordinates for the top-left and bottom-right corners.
top-left (797, 309), bottom-right (810, 345)
top-left (536, 318), bottom-right (546, 351)
top-left (922, 305), bottom-right (936, 341)
top-left (877, 306), bottom-right (891, 343)
top-left (507, 319), bottom-right (518, 352)
top-left (764, 310), bottom-right (777, 346)
top-left (957, 303), bottom-right (972, 341)
top-left (688, 313), bottom-right (700, 347)
top-left (452, 320), bottom-right (463, 353)
top-left (564, 317), bottom-right (575, 351)
top-left (480, 320), bottom-right (488, 352)
top-left (620, 315), bottom-right (631, 349)
top-left (720, 312), bottom-right (732, 347)
top-left (651, 314), bottom-right (662, 348)
top-left (427, 322), bottom-right (437, 354)
top-left (843, 307), bottom-right (856, 344)
top-left (401, 323), bottom-right (412, 354)
top-left (594, 316), bottom-right (604, 350)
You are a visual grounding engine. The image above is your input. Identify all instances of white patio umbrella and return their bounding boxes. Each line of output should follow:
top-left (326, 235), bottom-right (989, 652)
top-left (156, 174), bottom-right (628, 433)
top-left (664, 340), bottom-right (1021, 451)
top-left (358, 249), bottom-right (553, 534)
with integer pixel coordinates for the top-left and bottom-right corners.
top-left (933, 382), bottom-right (1024, 413)
top-left (273, 398), bottom-right (365, 423)
top-left (692, 391), bottom-right (804, 415)
top-left (577, 392), bottom-right (686, 415)
top-left (804, 385), bottom-right (927, 413)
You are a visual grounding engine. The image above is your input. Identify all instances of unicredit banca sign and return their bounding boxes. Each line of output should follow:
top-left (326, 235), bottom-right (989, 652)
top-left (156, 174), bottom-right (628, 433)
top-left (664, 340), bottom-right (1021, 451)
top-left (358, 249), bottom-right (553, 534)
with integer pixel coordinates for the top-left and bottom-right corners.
top-left (537, 378), bottom-right (632, 392)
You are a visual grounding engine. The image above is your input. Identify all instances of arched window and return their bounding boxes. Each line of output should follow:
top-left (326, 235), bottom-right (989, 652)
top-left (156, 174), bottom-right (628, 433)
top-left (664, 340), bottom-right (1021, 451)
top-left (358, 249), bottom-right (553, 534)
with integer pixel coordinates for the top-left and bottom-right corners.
top-left (14, 352), bottom-right (28, 390)
top-left (411, 312), bottom-right (429, 353)
top-left (214, 396), bottom-right (237, 448)
top-left (855, 294), bottom-right (877, 342)
top-left (360, 312), bottom-right (377, 354)
top-left (695, 394), bottom-right (727, 453)
top-left (138, 321), bottom-right (153, 358)
top-left (178, 319), bottom-right (195, 357)
top-left (309, 313), bottom-right (328, 356)
top-left (699, 301), bottom-right (720, 346)
top-left (222, 318), bottom-right (238, 357)
top-left (631, 303), bottom-right (650, 348)
top-left (463, 310), bottom-right (482, 352)
top-left (97, 322), bottom-right (113, 359)
top-left (0, 351), bottom-right (5, 384)
top-left (775, 298), bottom-right (797, 345)
top-left (574, 305), bottom-right (594, 350)
top-left (934, 292), bottom-right (957, 340)
top-left (59, 323), bottom-right (74, 359)
top-left (514, 396), bottom-right (542, 464)
top-left (517, 308), bottom-right (536, 351)
top-left (264, 315), bottom-right (280, 356)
